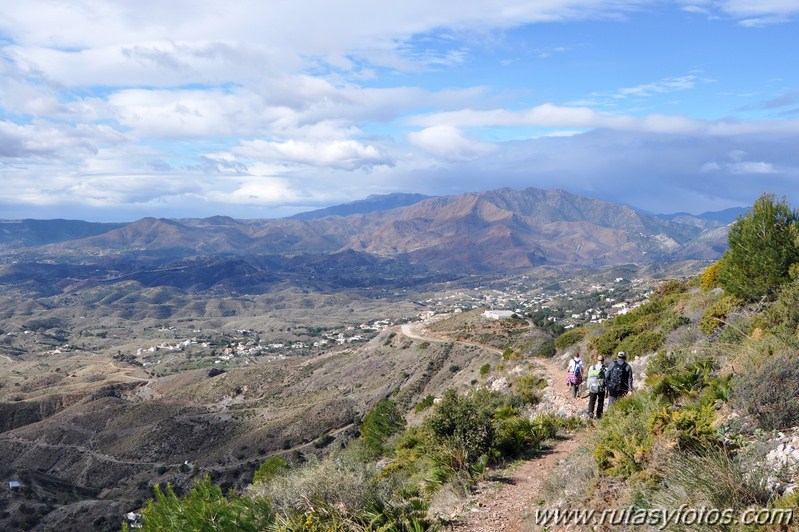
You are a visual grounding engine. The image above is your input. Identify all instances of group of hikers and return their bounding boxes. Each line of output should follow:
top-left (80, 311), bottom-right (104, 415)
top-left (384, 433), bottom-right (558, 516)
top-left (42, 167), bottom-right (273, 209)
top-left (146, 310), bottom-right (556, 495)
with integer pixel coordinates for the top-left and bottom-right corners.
top-left (566, 351), bottom-right (633, 419)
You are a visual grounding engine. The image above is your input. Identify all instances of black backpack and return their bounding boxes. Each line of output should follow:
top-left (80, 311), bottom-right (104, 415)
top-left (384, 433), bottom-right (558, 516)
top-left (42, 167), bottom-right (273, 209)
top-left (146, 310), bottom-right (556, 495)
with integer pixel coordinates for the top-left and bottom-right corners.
top-left (607, 361), bottom-right (625, 394)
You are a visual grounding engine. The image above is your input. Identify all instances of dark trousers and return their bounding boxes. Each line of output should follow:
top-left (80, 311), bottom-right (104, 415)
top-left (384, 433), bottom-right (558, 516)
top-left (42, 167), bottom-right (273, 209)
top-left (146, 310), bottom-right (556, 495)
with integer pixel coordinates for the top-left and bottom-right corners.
top-left (588, 391), bottom-right (605, 419)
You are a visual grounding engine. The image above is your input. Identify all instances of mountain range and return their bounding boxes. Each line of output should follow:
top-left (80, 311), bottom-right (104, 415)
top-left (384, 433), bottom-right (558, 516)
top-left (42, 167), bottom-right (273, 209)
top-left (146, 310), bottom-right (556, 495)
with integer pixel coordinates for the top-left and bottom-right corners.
top-left (0, 187), bottom-right (731, 295)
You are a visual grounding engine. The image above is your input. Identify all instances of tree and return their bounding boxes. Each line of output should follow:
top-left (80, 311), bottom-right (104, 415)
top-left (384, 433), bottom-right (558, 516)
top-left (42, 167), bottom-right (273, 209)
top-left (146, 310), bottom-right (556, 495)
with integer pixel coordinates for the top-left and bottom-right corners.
top-left (717, 193), bottom-right (799, 301)
top-left (360, 399), bottom-right (405, 456)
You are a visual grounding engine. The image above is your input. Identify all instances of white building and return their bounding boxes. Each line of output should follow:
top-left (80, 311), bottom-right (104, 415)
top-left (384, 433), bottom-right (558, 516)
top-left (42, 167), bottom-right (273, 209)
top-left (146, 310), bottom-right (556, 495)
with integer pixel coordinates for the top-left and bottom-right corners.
top-left (484, 310), bottom-right (515, 320)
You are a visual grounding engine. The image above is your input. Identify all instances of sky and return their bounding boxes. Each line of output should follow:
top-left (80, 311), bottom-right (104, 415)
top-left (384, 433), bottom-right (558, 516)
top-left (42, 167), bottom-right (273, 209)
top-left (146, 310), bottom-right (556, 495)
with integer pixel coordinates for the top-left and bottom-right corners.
top-left (1, 1), bottom-right (798, 221)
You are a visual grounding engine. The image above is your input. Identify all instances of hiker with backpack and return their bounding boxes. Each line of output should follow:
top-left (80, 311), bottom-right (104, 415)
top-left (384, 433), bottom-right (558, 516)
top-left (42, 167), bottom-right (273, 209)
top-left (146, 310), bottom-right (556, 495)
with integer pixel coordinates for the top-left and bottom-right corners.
top-left (585, 355), bottom-right (606, 419)
top-left (606, 351), bottom-right (633, 408)
top-left (566, 352), bottom-right (584, 399)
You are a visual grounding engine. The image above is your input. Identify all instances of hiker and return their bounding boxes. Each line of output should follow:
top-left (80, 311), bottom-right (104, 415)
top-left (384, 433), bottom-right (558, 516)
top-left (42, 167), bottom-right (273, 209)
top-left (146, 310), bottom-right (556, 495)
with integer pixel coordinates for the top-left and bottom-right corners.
top-left (566, 352), bottom-right (584, 399)
top-left (606, 351), bottom-right (633, 408)
top-left (586, 355), bottom-right (606, 419)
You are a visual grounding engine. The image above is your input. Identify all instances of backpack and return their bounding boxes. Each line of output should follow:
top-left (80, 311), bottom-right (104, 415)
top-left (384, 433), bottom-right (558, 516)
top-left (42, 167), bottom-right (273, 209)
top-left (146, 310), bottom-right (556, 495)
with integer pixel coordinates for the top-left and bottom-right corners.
top-left (606, 362), bottom-right (625, 394)
top-left (572, 362), bottom-right (582, 379)
top-left (587, 365), bottom-right (605, 394)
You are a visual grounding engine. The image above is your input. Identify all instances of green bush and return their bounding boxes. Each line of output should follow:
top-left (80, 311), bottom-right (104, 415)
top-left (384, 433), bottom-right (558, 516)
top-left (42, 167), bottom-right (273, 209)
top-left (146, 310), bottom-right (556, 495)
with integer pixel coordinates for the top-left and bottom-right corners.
top-left (699, 294), bottom-right (737, 335)
top-left (252, 456), bottom-right (289, 485)
top-left (139, 476), bottom-right (273, 531)
top-left (593, 394), bottom-right (661, 478)
top-left (479, 363), bottom-right (491, 377)
top-left (591, 324), bottom-right (637, 357)
top-left (532, 338), bottom-right (556, 357)
top-left (554, 328), bottom-right (585, 349)
top-left (512, 374), bottom-right (547, 405)
top-left (361, 399), bottom-right (406, 456)
top-left (646, 352), bottom-right (716, 403)
top-left (658, 310), bottom-right (690, 333)
top-left (414, 395), bottom-right (436, 413)
top-left (425, 389), bottom-right (494, 467)
top-left (649, 402), bottom-right (720, 451)
top-left (616, 330), bottom-right (665, 358)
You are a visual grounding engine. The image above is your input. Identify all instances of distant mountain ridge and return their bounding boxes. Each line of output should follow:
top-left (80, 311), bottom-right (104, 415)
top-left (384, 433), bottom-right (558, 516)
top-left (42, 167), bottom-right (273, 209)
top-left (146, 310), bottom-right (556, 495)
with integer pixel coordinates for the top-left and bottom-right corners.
top-left (658, 207), bottom-right (746, 224)
top-left (0, 219), bottom-right (125, 248)
top-left (0, 188), bottom-right (730, 287)
top-left (289, 193), bottom-right (430, 220)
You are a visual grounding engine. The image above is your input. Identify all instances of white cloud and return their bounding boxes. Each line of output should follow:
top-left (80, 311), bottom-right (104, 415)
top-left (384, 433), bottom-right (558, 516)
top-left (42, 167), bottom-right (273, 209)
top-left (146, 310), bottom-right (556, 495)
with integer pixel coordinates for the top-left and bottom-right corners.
top-left (408, 103), bottom-right (799, 136)
top-left (729, 161), bottom-right (778, 174)
top-left (678, 0), bottom-right (799, 24)
top-left (205, 176), bottom-right (301, 205)
top-left (234, 139), bottom-right (393, 170)
top-left (616, 75), bottom-right (699, 98)
top-left (408, 125), bottom-right (495, 161)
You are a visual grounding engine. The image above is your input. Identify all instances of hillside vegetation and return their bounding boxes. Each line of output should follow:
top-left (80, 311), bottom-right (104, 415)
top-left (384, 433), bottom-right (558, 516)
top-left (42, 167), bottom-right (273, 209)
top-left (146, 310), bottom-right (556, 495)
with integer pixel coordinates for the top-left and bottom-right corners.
top-left (127, 193), bottom-right (799, 531)
top-left (541, 193), bottom-right (799, 530)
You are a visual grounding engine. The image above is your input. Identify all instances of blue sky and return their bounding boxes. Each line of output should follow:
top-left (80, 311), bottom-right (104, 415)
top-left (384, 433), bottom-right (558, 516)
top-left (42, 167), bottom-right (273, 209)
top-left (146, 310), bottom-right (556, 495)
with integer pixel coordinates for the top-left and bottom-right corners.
top-left (1, 1), bottom-right (798, 221)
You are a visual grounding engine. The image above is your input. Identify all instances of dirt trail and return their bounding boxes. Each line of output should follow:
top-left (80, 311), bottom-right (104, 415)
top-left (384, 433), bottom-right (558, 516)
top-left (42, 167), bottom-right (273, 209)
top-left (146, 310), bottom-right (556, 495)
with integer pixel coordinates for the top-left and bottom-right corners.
top-left (400, 323), bottom-right (590, 532)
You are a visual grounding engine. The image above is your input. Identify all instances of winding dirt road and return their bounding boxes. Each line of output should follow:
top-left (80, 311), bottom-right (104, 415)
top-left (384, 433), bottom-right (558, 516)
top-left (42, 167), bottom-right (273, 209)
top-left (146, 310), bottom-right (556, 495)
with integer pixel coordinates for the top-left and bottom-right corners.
top-left (400, 322), bottom-right (588, 532)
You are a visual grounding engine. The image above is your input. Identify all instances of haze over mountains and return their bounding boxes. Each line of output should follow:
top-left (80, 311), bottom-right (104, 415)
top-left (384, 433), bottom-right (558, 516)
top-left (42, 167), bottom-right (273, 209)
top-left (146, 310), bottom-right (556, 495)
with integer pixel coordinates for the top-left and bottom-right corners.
top-left (0, 188), bottom-right (729, 289)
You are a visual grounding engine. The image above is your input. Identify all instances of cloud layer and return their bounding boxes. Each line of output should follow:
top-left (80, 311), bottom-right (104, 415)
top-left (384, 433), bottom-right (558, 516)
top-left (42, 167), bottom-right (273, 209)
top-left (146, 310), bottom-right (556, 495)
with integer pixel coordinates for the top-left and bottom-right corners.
top-left (1, 1), bottom-right (798, 220)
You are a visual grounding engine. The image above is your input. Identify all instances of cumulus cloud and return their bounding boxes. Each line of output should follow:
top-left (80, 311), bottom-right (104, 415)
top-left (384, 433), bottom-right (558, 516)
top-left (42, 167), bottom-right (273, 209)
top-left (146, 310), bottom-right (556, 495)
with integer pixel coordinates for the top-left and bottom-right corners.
top-left (408, 125), bottom-right (495, 161)
top-left (234, 139), bottom-right (393, 170)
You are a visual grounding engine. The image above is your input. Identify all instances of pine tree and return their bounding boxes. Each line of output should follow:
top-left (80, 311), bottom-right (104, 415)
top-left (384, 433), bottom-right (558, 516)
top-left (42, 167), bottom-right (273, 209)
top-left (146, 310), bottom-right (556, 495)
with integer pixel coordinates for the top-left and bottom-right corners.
top-left (717, 193), bottom-right (799, 301)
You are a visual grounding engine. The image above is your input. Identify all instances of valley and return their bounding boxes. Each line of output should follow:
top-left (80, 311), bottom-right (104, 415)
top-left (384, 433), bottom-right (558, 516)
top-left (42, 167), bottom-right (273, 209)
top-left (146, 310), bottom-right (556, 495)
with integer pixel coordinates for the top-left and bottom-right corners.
top-left (0, 186), bottom-right (720, 530)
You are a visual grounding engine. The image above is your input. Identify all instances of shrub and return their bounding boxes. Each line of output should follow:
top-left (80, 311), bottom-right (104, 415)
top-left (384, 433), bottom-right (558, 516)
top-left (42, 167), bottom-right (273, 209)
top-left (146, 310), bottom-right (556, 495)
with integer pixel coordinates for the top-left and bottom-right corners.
top-left (479, 363), bottom-right (491, 377)
top-left (593, 394), bottom-right (661, 478)
top-left (532, 338), bottom-right (556, 358)
top-left (361, 399), bottom-right (406, 456)
top-left (763, 279), bottom-right (799, 338)
top-left (646, 448), bottom-right (772, 525)
top-left (699, 294), bottom-right (736, 335)
top-left (555, 328), bottom-right (585, 349)
top-left (252, 456), bottom-right (289, 484)
top-left (700, 261), bottom-right (721, 291)
top-left (655, 279), bottom-right (688, 297)
top-left (646, 352), bottom-right (716, 403)
top-left (616, 330), bottom-right (665, 358)
top-left (140, 476), bottom-right (274, 531)
top-left (250, 453), bottom-right (380, 517)
top-left (732, 350), bottom-right (799, 430)
top-left (512, 374), bottom-right (547, 405)
top-left (658, 310), bottom-right (690, 333)
top-left (425, 389), bottom-right (494, 467)
top-left (591, 324), bottom-right (637, 357)
top-left (414, 395), bottom-right (436, 413)
top-left (649, 402), bottom-right (720, 451)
